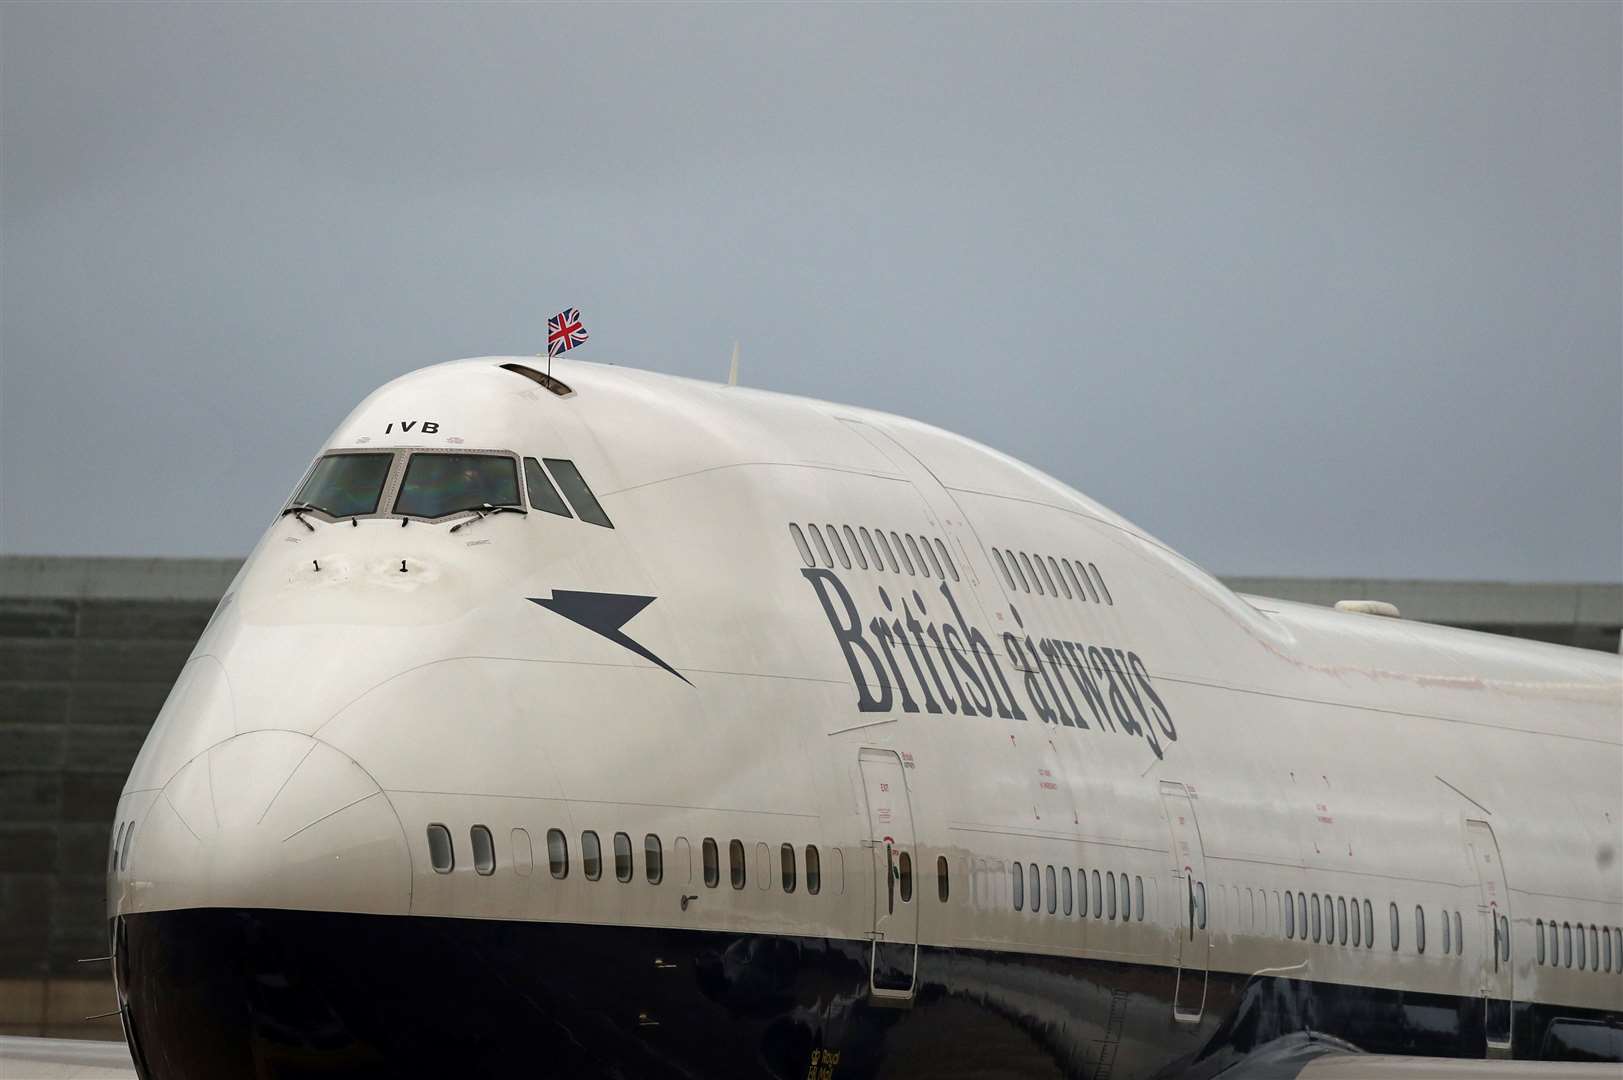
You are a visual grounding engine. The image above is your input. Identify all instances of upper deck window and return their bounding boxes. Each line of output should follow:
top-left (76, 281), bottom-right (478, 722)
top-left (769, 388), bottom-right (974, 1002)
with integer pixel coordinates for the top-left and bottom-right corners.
top-left (294, 453), bottom-right (393, 517)
top-left (395, 453), bottom-right (521, 519)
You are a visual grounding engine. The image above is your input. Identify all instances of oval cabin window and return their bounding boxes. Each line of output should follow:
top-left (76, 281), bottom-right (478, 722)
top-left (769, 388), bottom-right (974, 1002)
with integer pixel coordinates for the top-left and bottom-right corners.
top-left (427, 824), bottom-right (454, 874)
top-left (470, 825), bottom-right (495, 876)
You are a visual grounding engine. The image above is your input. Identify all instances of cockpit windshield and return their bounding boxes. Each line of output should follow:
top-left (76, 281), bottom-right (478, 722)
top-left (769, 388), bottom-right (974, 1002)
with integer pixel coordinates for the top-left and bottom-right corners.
top-left (394, 453), bottom-right (521, 518)
top-left (293, 453), bottom-right (393, 517)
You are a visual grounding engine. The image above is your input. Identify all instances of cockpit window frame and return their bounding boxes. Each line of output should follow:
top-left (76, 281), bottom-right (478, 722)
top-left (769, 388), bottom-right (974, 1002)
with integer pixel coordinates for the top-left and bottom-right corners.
top-left (283, 448), bottom-right (405, 524)
top-left (390, 447), bottom-right (527, 524)
top-left (282, 447), bottom-right (531, 526)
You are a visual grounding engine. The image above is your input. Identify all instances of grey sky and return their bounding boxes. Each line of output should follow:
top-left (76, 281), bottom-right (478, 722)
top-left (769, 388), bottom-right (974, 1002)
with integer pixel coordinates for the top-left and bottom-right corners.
top-left (2, 2), bottom-right (1618, 581)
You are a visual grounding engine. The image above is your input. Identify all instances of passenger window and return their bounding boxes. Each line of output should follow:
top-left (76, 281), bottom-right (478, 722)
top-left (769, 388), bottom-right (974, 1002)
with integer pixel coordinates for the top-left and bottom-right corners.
top-left (1077, 868), bottom-right (1089, 917)
top-left (1441, 908), bottom-right (1451, 955)
top-left (1045, 865), bottom-right (1057, 914)
top-left (1298, 893), bottom-right (1307, 935)
top-left (1118, 872), bottom-right (1130, 920)
top-left (470, 825), bottom-right (495, 876)
top-left (427, 824), bottom-right (454, 874)
top-left (542, 458), bottom-right (613, 527)
top-left (1076, 558), bottom-right (1100, 602)
top-left (859, 527), bottom-right (884, 571)
top-left (843, 525), bottom-right (868, 569)
top-left (1028, 863), bottom-right (1041, 913)
top-left (1195, 881), bottom-right (1207, 929)
top-left (1537, 920), bottom-right (1547, 965)
top-left (547, 829), bottom-right (568, 879)
top-left (1092, 870), bottom-right (1103, 918)
top-left (1063, 559), bottom-right (1086, 601)
top-left (1586, 925), bottom-right (1595, 969)
top-left (702, 838), bottom-right (719, 888)
top-left (1577, 924), bottom-right (1587, 969)
top-left (806, 845), bottom-right (821, 895)
top-left (1459, 912), bottom-right (1467, 957)
top-left (1416, 906), bottom-right (1426, 954)
top-left (1061, 867), bottom-right (1073, 915)
top-left (1337, 897), bottom-right (1347, 945)
top-left (1013, 862), bottom-right (1025, 911)
top-left (511, 828), bottom-right (533, 877)
top-left (921, 537), bottom-right (945, 579)
top-left (1107, 871), bottom-right (1117, 919)
top-left (523, 457), bottom-right (573, 517)
top-left (644, 834), bottom-right (663, 885)
top-left (1036, 556), bottom-right (1057, 596)
top-left (875, 530), bottom-right (899, 573)
top-left (993, 549), bottom-right (1016, 590)
top-left (808, 524), bottom-right (834, 567)
top-left (613, 832), bottom-right (633, 883)
top-left (890, 531), bottom-right (915, 574)
top-left (933, 538), bottom-right (959, 582)
top-left (729, 839), bottom-right (746, 889)
top-left (899, 851), bottom-right (913, 902)
top-left (396, 453), bottom-right (521, 519)
top-left (1548, 920), bottom-right (1559, 965)
top-left (938, 855), bottom-right (951, 903)
top-left (1047, 556), bottom-right (1071, 598)
top-left (1390, 902), bottom-right (1400, 950)
top-left (582, 831), bottom-right (602, 881)
top-left (1285, 891), bottom-right (1296, 939)
top-left (1350, 896), bottom-right (1361, 945)
top-left (1019, 552), bottom-right (1043, 595)
top-left (1563, 922), bottom-right (1572, 968)
top-left (826, 524), bottom-right (852, 568)
top-left (294, 452), bottom-right (393, 518)
top-left (1606, 927), bottom-right (1614, 972)
top-left (905, 534), bottom-right (929, 577)
top-left (1134, 876), bottom-right (1145, 922)
top-left (1311, 895), bottom-right (1322, 943)
top-left (781, 843), bottom-right (796, 893)
top-left (790, 524), bottom-right (814, 566)
top-left (1010, 551), bottom-right (1031, 592)
top-left (1364, 900), bottom-right (1374, 949)
top-left (1088, 563), bottom-right (1113, 605)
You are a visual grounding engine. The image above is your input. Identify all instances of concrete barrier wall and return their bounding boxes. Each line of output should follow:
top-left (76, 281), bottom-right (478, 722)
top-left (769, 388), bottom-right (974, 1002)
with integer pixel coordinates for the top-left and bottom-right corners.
top-left (0, 561), bottom-right (232, 1038)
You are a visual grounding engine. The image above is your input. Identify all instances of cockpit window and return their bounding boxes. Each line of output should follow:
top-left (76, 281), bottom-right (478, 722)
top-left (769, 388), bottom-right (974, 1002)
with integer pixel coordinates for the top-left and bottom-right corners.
top-left (523, 457), bottom-right (573, 518)
top-left (394, 453), bottom-right (521, 518)
top-left (293, 453), bottom-right (393, 517)
top-left (542, 458), bottom-right (613, 528)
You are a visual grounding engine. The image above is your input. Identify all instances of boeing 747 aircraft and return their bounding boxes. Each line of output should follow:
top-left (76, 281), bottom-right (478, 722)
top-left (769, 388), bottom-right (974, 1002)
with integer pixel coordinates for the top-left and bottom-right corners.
top-left (11, 357), bottom-right (1620, 1078)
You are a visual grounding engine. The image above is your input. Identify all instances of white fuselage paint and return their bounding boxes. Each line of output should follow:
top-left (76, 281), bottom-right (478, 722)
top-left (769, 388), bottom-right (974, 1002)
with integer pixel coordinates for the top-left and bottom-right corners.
top-left (108, 358), bottom-right (1623, 1035)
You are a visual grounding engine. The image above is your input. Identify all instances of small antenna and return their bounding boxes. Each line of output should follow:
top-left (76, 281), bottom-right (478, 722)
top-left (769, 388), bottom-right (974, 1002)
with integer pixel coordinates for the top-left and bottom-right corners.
top-left (727, 341), bottom-right (740, 387)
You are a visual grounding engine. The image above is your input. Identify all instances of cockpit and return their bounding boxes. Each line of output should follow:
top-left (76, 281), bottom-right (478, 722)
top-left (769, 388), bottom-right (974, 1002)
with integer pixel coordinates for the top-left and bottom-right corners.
top-left (284, 449), bottom-right (614, 528)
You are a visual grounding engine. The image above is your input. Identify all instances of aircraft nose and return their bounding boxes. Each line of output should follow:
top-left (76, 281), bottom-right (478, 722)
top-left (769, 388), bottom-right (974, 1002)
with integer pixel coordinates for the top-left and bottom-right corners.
top-left (124, 730), bottom-right (411, 915)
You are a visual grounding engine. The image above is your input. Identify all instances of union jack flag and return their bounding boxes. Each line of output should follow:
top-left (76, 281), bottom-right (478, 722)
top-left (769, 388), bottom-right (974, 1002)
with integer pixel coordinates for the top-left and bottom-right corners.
top-left (547, 307), bottom-right (589, 357)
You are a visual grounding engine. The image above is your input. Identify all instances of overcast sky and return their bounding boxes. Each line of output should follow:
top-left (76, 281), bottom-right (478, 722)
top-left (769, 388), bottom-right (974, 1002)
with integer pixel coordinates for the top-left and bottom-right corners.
top-left (2, 2), bottom-right (1618, 581)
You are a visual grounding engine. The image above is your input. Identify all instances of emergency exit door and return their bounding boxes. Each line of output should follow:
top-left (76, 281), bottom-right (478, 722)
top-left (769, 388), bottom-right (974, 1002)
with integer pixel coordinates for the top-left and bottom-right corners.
top-left (859, 749), bottom-right (918, 1001)
top-left (1466, 820), bottom-right (1512, 1051)
top-left (1160, 781), bottom-right (1210, 1022)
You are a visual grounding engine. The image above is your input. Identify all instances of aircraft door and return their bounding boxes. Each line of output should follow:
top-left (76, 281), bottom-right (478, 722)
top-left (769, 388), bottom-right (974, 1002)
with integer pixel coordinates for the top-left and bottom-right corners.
top-left (1160, 781), bottom-right (1210, 1022)
top-left (1465, 820), bottom-right (1512, 1052)
top-left (837, 419), bottom-right (984, 589)
top-left (858, 748), bottom-right (918, 1001)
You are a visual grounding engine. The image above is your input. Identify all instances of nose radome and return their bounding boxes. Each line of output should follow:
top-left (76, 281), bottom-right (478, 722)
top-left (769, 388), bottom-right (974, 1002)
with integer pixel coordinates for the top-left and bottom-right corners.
top-left (126, 730), bottom-right (411, 916)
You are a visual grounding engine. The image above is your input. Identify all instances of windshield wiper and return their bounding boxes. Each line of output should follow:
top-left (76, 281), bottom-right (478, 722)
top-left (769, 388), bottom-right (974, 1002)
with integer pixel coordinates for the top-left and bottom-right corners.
top-left (280, 503), bottom-right (319, 532)
top-left (449, 504), bottom-right (527, 534)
